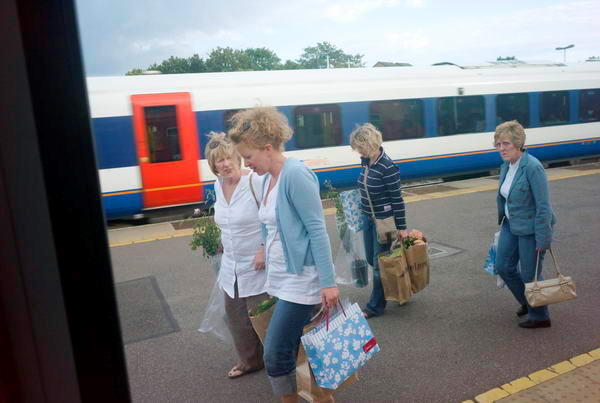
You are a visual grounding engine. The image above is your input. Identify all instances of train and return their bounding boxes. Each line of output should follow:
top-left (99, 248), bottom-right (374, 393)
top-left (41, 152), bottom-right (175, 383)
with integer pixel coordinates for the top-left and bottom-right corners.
top-left (87, 63), bottom-right (600, 219)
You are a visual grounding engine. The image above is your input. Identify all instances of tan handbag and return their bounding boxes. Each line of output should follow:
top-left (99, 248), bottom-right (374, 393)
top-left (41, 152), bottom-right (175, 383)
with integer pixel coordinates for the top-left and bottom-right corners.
top-left (525, 249), bottom-right (576, 308)
top-left (363, 166), bottom-right (397, 244)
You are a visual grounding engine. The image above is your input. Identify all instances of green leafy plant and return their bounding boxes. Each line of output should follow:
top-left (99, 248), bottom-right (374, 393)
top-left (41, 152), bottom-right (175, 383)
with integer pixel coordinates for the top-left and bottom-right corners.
top-left (189, 190), bottom-right (223, 259)
top-left (249, 296), bottom-right (278, 317)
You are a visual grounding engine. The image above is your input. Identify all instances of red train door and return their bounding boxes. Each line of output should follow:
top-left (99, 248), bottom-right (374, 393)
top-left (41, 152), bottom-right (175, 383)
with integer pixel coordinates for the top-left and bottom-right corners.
top-left (131, 92), bottom-right (201, 208)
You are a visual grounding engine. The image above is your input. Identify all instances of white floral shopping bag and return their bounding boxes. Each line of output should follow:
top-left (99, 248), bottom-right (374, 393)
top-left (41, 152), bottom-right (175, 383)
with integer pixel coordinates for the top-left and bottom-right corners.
top-left (339, 189), bottom-right (364, 233)
top-left (300, 302), bottom-right (380, 390)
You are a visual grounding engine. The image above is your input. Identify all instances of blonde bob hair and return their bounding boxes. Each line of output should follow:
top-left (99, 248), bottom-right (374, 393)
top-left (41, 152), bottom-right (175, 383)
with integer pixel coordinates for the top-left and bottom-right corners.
top-left (204, 131), bottom-right (241, 176)
top-left (228, 106), bottom-right (292, 152)
top-left (350, 123), bottom-right (383, 154)
top-left (494, 120), bottom-right (526, 151)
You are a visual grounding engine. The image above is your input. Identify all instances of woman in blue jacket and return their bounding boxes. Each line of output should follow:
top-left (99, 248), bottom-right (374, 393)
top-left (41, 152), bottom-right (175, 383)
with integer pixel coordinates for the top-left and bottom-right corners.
top-left (494, 121), bottom-right (556, 329)
top-left (229, 106), bottom-right (339, 403)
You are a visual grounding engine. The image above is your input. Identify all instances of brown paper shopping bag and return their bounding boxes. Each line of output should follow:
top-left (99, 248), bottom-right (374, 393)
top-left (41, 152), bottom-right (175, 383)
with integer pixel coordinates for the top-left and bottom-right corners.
top-left (378, 246), bottom-right (412, 304)
top-left (248, 296), bottom-right (277, 344)
top-left (297, 310), bottom-right (358, 402)
top-left (404, 239), bottom-right (430, 294)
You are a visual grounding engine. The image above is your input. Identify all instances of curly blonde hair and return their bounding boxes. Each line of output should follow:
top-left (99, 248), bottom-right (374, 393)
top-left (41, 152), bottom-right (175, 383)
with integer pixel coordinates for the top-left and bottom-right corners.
top-left (349, 123), bottom-right (383, 154)
top-left (494, 120), bottom-right (526, 150)
top-left (228, 106), bottom-right (292, 151)
top-left (204, 131), bottom-right (241, 176)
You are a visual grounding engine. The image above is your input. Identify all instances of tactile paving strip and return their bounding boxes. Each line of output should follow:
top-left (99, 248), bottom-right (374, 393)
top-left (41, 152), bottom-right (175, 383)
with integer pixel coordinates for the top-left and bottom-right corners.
top-left (498, 360), bottom-right (600, 402)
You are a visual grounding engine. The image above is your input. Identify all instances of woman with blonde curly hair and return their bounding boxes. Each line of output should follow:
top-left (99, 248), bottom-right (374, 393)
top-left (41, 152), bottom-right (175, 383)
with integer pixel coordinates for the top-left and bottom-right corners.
top-left (229, 107), bottom-right (339, 403)
top-left (350, 123), bottom-right (407, 319)
top-left (204, 132), bottom-right (268, 378)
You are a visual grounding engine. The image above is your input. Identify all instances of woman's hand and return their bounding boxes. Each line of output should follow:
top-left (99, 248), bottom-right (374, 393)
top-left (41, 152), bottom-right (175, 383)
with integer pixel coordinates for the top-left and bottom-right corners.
top-left (253, 247), bottom-right (265, 270)
top-left (398, 229), bottom-right (408, 240)
top-left (320, 287), bottom-right (339, 309)
top-left (536, 248), bottom-right (546, 254)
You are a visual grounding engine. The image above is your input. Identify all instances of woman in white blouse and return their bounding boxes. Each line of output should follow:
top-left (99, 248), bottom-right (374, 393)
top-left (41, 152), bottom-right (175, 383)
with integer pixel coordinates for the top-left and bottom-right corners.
top-left (205, 132), bottom-right (268, 378)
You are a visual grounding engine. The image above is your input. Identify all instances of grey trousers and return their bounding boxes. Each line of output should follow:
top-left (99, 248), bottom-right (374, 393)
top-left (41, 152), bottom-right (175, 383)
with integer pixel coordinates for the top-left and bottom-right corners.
top-left (224, 281), bottom-right (268, 371)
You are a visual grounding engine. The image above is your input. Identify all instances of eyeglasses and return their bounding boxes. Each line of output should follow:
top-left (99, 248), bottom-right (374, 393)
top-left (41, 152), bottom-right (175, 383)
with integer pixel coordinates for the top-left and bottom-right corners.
top-left (495, 141), bottom-right (513, 149)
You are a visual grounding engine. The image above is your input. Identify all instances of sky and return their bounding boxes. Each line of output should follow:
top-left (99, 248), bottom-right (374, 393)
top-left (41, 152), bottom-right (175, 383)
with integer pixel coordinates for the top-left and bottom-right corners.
top-left (75, 0), bottom-right (600, 76)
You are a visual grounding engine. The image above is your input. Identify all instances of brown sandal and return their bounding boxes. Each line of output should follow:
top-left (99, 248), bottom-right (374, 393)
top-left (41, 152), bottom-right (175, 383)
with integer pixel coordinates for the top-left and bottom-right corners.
top-left (227, 365), bottom-right (263, 379)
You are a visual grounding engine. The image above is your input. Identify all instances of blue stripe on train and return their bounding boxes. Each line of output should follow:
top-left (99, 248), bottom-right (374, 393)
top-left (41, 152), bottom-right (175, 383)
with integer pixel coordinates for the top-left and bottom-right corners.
top-left (103, 192), bottom-right (143, 219)
top-left (92, 116), bottom-right (136, 169)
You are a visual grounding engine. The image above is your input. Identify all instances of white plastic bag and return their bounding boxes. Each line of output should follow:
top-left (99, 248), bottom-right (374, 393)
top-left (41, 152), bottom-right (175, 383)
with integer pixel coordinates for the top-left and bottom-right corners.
top-left (334, 228), bottom-right (370, 288)
top-left (198, 281), bottom-right (233, 344)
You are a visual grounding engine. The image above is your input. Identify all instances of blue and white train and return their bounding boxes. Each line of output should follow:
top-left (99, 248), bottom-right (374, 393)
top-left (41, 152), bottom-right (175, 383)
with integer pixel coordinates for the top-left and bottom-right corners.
top-left (87, 63), bottom-right (600, 219)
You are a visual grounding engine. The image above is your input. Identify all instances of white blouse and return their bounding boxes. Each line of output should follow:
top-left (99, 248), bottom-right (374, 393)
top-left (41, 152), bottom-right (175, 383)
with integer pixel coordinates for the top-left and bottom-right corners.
top-left (258, 178), bottom-right (321, 305)
top-left (500, 157), bottom-right (522, 220)
top-left (214, 173), bottom-right (267, 299)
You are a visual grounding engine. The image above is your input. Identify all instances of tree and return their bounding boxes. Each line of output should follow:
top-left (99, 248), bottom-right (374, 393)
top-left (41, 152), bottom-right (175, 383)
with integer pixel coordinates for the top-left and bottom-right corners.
top-left (205, 47), bottom-right (250, 72)
top-left (243, 48), bottom-right (281, 71)
top-left (125, 68), bottom-right (145, 76)
top-left (297, 42), bottom-right (365, 69)
top-left (147, 55), bottom-right (206, 74)
top-left (277, 60), bottom-right (302, 70)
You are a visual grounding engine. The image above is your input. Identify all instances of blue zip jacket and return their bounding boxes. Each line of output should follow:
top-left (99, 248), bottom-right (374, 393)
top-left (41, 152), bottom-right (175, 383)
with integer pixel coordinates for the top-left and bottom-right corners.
top-left (261, 158), bottom-right (336, 289)
top-left (496, 151), bottom-right (556, 249)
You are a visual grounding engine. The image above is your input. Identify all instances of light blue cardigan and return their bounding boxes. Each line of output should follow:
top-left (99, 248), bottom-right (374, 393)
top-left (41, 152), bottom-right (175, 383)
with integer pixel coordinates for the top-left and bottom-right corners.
top-left (496, 151), bottom-right (556, 249)
top-left (261, 158), bottom-right (336, 289)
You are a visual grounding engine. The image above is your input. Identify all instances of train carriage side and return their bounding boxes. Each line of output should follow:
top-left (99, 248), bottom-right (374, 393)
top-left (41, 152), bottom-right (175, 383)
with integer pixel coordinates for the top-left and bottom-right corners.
top-left (88, 65), bottom-right (600, 219)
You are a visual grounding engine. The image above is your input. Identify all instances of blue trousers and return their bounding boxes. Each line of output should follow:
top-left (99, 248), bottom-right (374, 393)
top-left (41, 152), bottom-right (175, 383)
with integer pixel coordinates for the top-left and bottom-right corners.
top-left (263, 299), bottom-right (315, 396)
top-left (496, 219), bottom-right (550, 321)
top-left (362, 213), bottom-right (390, 316)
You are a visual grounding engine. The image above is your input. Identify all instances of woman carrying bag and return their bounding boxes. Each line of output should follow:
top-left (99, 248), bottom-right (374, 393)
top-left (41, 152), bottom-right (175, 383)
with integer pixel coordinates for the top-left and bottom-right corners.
top-left (494, 121), bottom-right (557, 329)
top-left (229, 107), bottom-right (339, 403)
top-left (349, 123), bottom-right (407, 319)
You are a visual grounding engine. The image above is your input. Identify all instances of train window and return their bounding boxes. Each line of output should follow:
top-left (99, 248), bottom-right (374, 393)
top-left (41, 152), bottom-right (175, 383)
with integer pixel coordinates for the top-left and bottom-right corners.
top-left (144, 105), bottom-right (182, 163)
top-left (369, 99), bottom-right (424, 141)
top-left (579, 89), bottom-right (600, 122)
top-left (540, 91), bottom-right (569, 126)
top-left (497, 93), bottom-right (530, 128)
top-left (223, 109), bottom-right (241, 132)
top-left (294, 104), bottom-right (342, 149)
top-left (437, 96), bottom-right (485, 136)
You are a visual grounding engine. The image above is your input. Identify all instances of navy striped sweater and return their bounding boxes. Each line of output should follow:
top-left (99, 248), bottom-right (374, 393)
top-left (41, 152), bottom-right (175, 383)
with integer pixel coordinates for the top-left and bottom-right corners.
top-left (357, 148), bottom-right (407, 230)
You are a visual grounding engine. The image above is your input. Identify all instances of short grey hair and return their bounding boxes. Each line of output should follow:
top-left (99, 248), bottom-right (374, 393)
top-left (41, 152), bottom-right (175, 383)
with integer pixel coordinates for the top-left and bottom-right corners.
top-left (494, 120), bottom-right (526, 150)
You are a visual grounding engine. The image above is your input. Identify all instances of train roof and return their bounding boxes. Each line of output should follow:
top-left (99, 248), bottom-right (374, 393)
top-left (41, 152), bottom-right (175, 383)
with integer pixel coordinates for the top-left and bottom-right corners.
top-left (87, 64), bottom-right (600, 118)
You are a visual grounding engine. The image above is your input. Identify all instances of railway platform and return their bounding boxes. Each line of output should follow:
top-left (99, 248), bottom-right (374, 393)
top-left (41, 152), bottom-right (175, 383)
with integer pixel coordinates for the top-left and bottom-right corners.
top-left (107, 162), bottom-right (600, 402)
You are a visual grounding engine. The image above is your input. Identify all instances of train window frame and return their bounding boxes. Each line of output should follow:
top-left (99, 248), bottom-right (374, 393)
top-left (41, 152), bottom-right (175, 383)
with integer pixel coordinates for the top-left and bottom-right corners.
top-left (293, 104), bottom-right (342, 149)
top-left (496, 93), bottom-right (530, 128)
top-left (369, 99), bottom-right (425, 141)
top-left (436, 95), bottom-right (486, 136)
top-left (540, 90), bottom-right (569, 126)
top-left (579, 89), bottom-right (600, 123)
top-left (143, 105), bottom-right (182, 163)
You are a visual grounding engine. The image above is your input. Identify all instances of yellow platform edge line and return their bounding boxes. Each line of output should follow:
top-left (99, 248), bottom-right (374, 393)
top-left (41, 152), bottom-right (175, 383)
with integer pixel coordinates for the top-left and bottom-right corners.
top-left (472, 347), bottom-right (600, 402)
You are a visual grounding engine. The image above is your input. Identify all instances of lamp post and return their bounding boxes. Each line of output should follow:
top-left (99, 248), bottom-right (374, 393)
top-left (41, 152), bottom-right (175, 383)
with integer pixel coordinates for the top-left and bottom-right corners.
top-left (555, 44), bottom-right (574, 63)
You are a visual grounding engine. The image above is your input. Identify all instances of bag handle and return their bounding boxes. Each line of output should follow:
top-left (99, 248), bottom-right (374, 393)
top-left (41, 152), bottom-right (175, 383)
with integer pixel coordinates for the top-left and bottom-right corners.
top-left (532, 248), bottom-right (564, 285)
top-left (248, 173), bottom-right (260, 208)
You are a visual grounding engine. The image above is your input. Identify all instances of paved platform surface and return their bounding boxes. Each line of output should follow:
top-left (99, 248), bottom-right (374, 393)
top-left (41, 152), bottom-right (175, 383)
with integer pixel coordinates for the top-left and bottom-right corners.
top-left (107, 162), bottom-right (600, 402)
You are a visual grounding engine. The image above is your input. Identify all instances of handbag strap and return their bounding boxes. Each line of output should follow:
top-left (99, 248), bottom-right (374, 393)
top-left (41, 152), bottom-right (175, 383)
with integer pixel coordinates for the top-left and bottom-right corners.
top-left (533, 248), bottom-right (563, 284)
top-left (362, 165), bottom-right (377, 220)
top-left (248, 173), bottom-right (259, 208)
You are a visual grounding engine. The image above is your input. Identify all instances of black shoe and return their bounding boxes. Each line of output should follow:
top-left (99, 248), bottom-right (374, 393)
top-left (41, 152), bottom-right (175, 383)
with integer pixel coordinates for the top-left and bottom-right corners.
top-left (517, 305), bottom-right (528, 317)
top-left (362, 310), bottom-right (376, 319)
top-left (518, 319), bottom-right (551, 329)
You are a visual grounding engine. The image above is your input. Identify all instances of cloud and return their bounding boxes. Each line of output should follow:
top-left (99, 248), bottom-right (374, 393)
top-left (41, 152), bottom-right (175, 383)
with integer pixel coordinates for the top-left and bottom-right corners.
top-left (323, 0), bottom-right (424, 23)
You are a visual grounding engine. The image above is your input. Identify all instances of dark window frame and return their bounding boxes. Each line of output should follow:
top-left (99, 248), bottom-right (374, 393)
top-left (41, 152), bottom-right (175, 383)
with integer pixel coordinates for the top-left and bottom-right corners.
top-left (436, 95), bottom-right (486, 136)
top-left (540, 90), bottom-right (570, 126)
top-left (496, 93), bottom-right (530, 128)
top-left (293, 104), bottom-right (342, 149)
top-left (369, 99), bottom-right (425, 141)
top-left (579, 89), bottom-right (600, 123)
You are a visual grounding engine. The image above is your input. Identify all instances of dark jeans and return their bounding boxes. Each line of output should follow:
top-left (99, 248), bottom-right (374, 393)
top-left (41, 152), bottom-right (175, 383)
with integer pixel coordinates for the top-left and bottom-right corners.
top-left (496, 219), bottom-right (550, 321)
top-left (263, 299), bottom-right (316, 396)
top-left (362, 213), bottom-right (390, 316)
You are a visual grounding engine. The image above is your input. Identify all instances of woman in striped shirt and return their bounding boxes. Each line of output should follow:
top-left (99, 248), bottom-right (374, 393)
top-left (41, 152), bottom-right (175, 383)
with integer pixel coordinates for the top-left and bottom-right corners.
top-left (350, 123), bottom-right (407, 318)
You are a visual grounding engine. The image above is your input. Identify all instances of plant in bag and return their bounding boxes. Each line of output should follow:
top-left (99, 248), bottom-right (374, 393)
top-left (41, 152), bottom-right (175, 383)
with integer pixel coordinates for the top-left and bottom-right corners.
top-left (400, 229), bottom-right (430, 293)
top-left (249, 296), bottom-right (278, 317)
top-left (190, 190), bottom-right (223, 273)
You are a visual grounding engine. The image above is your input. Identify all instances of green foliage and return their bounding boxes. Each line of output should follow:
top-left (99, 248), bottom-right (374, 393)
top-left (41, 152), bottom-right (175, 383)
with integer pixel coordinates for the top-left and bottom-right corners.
top-left (125, 43), bottom-right (364, 75)
top-left (297, 41), bottom-right (365, 69)
top-left (249, 296), bottom-right (278, 317)
top-left (189, 190), bottom-right (222, 258)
